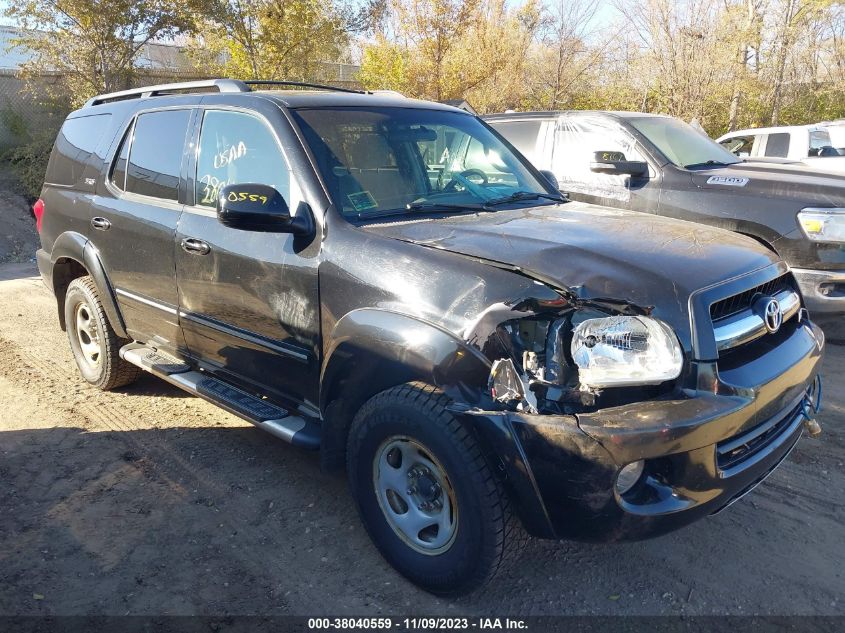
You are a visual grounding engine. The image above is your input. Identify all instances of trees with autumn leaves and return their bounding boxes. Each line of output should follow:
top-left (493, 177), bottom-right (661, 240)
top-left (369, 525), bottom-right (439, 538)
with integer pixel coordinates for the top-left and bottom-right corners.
top-left (3, 0), bottom-right (844, 135)
top-left (358, 0), bottom-right (845, 135)
top-left (4, 0), bottom-right (382, 107)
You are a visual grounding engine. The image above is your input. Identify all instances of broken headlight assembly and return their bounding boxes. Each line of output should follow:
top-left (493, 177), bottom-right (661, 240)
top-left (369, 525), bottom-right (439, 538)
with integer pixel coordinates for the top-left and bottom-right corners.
top-left (571, 316), bottom-right (683, 388)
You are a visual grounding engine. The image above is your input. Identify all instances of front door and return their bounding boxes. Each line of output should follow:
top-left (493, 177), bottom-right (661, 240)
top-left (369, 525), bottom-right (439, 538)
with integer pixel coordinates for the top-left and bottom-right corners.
top-left (91, 108), bottom-right (192, 350)
top-left (175, 107), bottom-right (321, 410)
top-left (552, 115), bottom-right (659, 214)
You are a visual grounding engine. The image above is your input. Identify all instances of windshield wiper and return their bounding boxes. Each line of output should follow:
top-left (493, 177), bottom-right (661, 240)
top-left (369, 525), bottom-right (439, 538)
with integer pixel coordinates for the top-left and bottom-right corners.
top-left (354, 201), bottom-right (487, 220)
top-left (405, 201), bottom-right (488, 213)
top-left (683, 160), bottom-right (735, 169)
top-left (482, 191), bottom-right (567, 207)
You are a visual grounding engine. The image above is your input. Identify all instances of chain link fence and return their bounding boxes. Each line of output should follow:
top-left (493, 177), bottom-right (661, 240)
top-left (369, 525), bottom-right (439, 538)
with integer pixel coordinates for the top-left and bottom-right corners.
top-left (0, 64), bottom-right (362, 151)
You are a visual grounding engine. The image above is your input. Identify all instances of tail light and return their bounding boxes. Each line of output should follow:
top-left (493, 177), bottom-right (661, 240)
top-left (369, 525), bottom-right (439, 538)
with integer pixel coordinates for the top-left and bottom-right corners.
top-left (33, 198), bottom-right (44, 233)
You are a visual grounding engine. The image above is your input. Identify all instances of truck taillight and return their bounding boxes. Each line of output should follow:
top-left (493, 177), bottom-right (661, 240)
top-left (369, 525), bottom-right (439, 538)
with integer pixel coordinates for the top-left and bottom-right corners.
top-left (33, 199), bottom-right (44, 233)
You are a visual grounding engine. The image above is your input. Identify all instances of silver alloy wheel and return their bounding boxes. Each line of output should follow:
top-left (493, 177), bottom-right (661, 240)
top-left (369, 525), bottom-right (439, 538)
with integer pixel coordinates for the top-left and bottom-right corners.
top-left (373, 436), bottom-right (458, 555)
top-left (74, 302), bottom-right (102, 369)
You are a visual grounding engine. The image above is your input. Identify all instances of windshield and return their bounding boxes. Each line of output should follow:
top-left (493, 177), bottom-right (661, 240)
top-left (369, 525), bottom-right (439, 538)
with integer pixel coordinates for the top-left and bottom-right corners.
top-left (629, 117), bottom-right (741, 169)
top-left (290, 107), bottom-right (555, 218)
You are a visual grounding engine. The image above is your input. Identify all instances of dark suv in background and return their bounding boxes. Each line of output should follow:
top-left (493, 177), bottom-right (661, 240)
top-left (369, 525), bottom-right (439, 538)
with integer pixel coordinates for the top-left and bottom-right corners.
top-left (35, 80), bottom-right (824, 595)
top-left (487, 111), bottom-right (845, 328)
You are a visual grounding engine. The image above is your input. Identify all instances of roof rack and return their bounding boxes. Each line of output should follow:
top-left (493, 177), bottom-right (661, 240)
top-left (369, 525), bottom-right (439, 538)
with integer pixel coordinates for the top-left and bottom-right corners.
top-left (84, 77), bottom-right (368, 107)
top-left (85, 79), bottom-right (250, 107)
top-left (243, 80), bottom-right (366, 94)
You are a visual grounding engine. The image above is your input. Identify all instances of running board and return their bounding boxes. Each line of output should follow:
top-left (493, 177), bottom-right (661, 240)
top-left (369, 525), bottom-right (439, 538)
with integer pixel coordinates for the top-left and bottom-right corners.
top-left (119, 343), bottom-right (320, 450)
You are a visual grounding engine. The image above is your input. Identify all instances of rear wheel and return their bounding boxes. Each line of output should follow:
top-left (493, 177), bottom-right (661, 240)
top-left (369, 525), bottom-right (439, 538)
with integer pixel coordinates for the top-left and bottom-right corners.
top-left (65, 276), bottom-right (141, 390)
top-left (347, 382), bottom-right (525, 595)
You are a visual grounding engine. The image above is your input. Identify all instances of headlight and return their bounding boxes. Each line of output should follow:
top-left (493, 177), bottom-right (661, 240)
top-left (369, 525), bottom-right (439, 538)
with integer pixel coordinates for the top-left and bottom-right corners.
top-left (797, 208), bottom-right (845, 242)
top-left (571, 316), bottom-right (683, 388)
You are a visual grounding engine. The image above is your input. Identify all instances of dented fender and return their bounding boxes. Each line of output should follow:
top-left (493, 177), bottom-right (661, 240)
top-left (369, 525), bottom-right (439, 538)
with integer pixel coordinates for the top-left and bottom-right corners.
top-left (320, 307), bottom-right (493, 412)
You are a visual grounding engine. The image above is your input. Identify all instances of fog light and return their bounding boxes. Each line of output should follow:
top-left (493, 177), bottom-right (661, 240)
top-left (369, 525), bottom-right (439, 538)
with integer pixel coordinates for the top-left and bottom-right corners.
top-left (615, 460), bottom-right (644, 495)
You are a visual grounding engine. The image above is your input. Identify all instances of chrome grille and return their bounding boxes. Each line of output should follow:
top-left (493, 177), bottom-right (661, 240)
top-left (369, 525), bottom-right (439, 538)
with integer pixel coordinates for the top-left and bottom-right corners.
top-left (710, 274), bottom-right (793, 322)
top-left (710, 274), bottom-right (802, 354)
top-left (712, 289), bottom-right (800, 352)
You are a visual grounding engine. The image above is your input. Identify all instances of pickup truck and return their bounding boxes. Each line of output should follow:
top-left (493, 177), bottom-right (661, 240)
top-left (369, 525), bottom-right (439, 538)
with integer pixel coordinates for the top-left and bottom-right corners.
top-left (716, 125), bottom-right (845, 174)
top-left (487, 111), bottom-right (845, 327)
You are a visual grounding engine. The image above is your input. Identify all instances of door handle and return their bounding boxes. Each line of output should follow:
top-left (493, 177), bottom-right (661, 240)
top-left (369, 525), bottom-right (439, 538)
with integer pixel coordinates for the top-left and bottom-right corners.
top-left (91, 216), bottom-right (111, 231)
top-left (181, 237), bottom-right (211, 255)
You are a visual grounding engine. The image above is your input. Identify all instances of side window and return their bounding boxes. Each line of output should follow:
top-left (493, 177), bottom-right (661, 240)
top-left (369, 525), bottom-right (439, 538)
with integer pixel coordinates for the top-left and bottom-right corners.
top-left (808, 129), bottom-right (833, 156)
top-left (552, 117), bottom-right (646, 199)
top-left (720, 136), bottom-right (752, 157)
top-left (763, 132), bottom-right (790, 158)
top-left (462, 137), bottom-right (513, 183)
top-left (492, 120), bottom-right (542, 162)
top-left (126, 109), bottom-right (191, 201)
top-left (196, 110), bottom-right (290, 208)
top-left (109, 123), bottom-right (132, 191)
top-left (45, 114), bottom-right (112, 186)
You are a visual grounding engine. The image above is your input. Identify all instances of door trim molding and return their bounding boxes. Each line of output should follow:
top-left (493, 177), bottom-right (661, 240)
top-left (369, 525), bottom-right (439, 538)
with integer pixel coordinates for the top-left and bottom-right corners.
top-left (178, 309), bottom-right (310, 363)
top-left (115, 288), bottom-right (178, 315)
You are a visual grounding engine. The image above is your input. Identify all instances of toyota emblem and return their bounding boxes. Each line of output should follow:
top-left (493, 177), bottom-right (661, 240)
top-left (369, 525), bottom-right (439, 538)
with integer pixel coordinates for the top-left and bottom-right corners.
top-left (764, 298), bottom-right (782, 333)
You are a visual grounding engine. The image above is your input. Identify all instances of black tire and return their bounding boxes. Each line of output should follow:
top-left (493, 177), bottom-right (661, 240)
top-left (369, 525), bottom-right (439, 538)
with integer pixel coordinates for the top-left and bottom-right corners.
top-left (64, 276), bottom-right (142, 390)
top-left (347, 382), bottom-right (525, 596)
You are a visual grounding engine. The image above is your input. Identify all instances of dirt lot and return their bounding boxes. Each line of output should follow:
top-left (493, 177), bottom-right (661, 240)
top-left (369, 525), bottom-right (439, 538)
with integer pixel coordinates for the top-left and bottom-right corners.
top-left (0, 171), bottom-right (38, 264)
top-left (0, 260), bottom-right (841, 618)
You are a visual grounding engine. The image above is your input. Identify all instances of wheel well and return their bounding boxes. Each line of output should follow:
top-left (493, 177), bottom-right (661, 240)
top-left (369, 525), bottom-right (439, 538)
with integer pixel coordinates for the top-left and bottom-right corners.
top-left (319, 349), bottom-right (427, 473)
top-left (53, 257), bottom-right (88, 330)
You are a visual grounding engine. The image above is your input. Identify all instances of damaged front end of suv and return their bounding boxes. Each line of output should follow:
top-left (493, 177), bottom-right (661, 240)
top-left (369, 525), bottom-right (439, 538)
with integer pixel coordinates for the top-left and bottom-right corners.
top-left (436, 256), bottom-right (825, 542)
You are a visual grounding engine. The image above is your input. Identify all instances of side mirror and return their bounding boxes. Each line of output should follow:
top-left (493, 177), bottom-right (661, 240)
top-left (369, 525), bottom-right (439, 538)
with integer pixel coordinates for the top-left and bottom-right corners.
top-left (217, 184), bottom-right (311, 235)
top-left (539, 169), bottom-right (560, 191)
top-left (589, 151), bottom-right (648, 177)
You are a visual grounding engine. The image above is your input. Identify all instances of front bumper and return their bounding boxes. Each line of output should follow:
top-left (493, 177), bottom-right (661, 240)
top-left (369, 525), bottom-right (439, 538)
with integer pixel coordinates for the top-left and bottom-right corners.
top-left (461, 319), bottom-right (825, 542)
top-left (793, 268), bottom-right (845, 321)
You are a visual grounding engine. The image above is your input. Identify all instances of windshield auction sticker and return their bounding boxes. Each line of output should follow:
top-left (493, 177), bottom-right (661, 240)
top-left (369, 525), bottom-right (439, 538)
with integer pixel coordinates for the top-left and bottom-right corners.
top-left (348, 191), bottom-right (379, 211)
top-left (705, 175), bottom-right (749, 187)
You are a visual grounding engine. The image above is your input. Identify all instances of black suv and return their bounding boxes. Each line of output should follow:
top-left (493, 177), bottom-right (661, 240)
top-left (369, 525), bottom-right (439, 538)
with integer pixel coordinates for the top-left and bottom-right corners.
top-left (36, 80), bottom-right (824, 595)
top-left (486, 111), bottom-right (845, 326)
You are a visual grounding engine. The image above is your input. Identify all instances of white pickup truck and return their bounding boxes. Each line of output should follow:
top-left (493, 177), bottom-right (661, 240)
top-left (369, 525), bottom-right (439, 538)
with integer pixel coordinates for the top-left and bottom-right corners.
top-left (716, 125), bottom-right (845, 174)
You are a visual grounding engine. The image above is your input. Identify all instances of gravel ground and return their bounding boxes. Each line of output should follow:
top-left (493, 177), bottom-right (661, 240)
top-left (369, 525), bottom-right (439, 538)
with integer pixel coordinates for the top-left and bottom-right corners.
top-left (0, 260), bottom-right (842, 617)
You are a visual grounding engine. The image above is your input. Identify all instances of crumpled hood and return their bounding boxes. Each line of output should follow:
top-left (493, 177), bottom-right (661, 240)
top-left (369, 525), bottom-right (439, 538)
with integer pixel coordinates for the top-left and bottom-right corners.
top-left (362, 202), bottom-right (779, 344)
top-left (691, 161), bottom-right (845, 206)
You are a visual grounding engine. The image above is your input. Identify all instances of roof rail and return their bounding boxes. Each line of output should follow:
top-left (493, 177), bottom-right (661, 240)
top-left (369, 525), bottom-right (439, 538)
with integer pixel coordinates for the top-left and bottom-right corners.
top-left (84, 79), bottom-right (250, 107)
top-left (243, 80), bottom-right (366, 95)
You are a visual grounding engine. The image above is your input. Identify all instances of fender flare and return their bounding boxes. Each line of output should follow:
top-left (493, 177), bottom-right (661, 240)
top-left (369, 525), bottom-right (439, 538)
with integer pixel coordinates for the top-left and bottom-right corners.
top-left (737, 231), bottom-right (780, 256)
top-left (49, 231), bottom-right (128, 338)
top-left (318, 308), bottom-right (492, 469)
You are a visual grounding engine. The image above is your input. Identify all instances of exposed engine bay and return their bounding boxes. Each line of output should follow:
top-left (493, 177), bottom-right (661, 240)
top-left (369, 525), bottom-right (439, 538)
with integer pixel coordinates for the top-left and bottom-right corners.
top-left (467, 292), bottom-right (680, 416)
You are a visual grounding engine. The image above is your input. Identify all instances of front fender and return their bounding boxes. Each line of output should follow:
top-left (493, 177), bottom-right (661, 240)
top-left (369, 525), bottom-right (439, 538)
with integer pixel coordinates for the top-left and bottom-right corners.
top-left (320, 308), bottom-right (492, 412)
top-left (317, 308), bottom-right (493, 472)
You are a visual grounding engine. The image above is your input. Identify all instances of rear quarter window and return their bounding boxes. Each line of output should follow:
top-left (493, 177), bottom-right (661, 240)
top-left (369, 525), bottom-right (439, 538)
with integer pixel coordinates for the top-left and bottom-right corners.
top-left (764, 133), bottom-right (790, 158)
top-left (45, 114), bottom-right (113, 186)
top-left (492, 120), bottom-right (542, 159)
top-left (125, 109), bottom-right (191, 201)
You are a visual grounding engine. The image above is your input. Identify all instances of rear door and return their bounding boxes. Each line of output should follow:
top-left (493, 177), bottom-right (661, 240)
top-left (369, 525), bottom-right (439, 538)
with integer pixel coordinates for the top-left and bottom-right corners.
top-left (91, 107), bottom-right (192, 350)
top-left (175, 105), bottom-right (321, 408)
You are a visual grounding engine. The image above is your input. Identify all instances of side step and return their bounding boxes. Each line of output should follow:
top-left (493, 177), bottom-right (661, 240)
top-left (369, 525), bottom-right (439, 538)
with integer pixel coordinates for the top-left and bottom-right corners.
top-left (120, 343), bottom-right (320, 450)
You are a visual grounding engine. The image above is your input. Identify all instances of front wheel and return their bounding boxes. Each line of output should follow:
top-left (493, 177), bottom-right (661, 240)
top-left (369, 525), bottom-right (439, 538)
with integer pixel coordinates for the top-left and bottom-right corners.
top-left (347, 383), bottom-right (524, 595)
